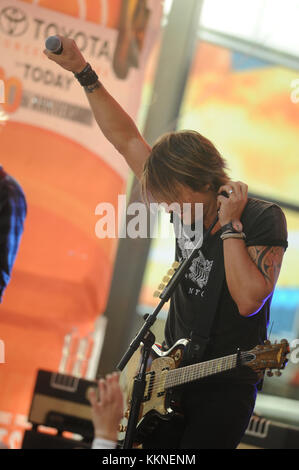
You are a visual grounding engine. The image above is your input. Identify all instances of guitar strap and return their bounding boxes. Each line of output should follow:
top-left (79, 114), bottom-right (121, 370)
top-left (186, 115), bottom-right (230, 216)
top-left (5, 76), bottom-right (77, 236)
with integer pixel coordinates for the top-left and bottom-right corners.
top-left (185, 231), bottom-right (225, 364)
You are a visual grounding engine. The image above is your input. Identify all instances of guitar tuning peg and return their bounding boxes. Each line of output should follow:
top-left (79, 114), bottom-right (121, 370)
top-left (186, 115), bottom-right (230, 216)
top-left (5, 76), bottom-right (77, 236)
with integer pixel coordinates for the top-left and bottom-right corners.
top-left (153, 291), bottom-right (161, 298)
top-left (163, 276), bottom-right (170, 283)
top-left (275, 370), bottom-right (282, 377)
top-left (172, 261), bottom-right (180, 269)
top-left (267, 370), bottom-right (273, 377)
top-left (158, 283), bottom-right (165, 291)
top-left (167, 269), bottom-right (175, 276)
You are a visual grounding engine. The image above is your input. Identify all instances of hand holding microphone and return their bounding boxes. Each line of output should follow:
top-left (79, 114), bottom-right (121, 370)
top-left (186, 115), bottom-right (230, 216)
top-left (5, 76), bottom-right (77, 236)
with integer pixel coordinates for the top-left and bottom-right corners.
top-left (44, 36), bottom-right (99, 90)
top-left (45, 35), bottom-right (63, 55)
top-left (43, 35), bottom-right (87, 74)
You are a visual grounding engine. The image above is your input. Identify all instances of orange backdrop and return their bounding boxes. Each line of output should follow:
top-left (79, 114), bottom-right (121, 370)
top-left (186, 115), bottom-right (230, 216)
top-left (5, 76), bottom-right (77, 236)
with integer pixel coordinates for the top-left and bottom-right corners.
top-left (0, 0), bottom-right (161, 448)
top-left (20, 0), bottom-right (123, 28)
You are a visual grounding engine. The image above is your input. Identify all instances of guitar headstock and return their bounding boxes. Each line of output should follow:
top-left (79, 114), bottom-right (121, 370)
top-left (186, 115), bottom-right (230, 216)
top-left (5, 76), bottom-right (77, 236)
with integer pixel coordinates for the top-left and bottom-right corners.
top-left (243, 339), bottom-right (289, 377)
top-left (153, 261), bottom-right (181, 299)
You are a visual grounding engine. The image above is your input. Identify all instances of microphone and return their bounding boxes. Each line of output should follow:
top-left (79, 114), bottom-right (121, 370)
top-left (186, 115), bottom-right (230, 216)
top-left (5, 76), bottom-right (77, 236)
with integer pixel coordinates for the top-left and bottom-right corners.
top-left (45, 36), bottom-right (63, 55)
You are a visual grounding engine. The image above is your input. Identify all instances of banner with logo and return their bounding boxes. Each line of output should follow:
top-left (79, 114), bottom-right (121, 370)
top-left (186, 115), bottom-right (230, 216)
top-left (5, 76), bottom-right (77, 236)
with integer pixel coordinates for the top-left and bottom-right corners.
top-left (0, 0), bottom-right (162, 448)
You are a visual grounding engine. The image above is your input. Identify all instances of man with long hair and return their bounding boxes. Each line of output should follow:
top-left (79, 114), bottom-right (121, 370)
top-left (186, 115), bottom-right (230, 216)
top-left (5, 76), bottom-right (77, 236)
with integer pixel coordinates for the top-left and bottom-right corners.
top-left (44, 38), bottom-right (287, 449)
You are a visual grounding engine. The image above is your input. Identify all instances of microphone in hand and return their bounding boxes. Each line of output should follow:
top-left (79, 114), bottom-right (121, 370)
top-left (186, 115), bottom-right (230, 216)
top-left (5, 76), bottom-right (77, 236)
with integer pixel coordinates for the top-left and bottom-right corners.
top-left (45, 36), bottom-right (63, 55)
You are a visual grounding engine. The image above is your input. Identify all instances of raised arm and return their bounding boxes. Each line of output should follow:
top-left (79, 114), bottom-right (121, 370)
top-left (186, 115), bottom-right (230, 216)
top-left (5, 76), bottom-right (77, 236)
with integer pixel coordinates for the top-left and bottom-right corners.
top-left (43, 36), bottom-right (151, 178)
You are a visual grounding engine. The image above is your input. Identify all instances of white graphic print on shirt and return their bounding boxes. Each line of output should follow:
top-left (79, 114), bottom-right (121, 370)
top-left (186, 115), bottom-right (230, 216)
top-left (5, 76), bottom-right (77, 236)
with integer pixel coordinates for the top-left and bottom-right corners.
top-left (177, 236), bottom-right (214, 294)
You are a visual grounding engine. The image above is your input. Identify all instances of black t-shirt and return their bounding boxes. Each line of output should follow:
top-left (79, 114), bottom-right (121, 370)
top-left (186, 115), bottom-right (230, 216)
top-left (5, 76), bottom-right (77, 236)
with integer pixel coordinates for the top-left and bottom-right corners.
top-left (164, 198), bottom-right (288, 384)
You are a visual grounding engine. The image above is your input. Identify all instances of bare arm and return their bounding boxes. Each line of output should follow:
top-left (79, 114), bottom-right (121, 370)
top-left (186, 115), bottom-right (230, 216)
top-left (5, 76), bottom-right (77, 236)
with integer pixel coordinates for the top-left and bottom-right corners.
top-left (217, 181), bottom-right (285, 316)
top-left (43, 36), bottom-right (151, 178)
top-left (223, 240), bottom-right (284, 316)
top-left (83, 85), bottom-right (151, 178)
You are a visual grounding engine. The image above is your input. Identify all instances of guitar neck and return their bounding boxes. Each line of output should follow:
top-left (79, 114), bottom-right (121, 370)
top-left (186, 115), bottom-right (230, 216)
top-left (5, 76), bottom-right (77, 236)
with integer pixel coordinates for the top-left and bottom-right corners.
top-left (165, 353), bottom-right (238, 389)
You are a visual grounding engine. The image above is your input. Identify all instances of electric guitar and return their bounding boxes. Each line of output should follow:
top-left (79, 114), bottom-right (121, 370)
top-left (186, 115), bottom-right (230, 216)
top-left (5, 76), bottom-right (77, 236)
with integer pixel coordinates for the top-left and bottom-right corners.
top-left (119, 338), bottom-right (289, 445)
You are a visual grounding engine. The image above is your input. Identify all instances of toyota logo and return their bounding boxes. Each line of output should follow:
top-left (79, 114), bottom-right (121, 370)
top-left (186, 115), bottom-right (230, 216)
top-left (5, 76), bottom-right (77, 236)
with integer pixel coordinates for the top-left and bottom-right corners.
top-left (0, 6), bottom-right (29, 37)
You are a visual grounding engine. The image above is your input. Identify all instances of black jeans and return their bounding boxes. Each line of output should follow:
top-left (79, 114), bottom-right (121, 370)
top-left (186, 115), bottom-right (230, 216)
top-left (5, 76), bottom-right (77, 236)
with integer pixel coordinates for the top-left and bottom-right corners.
top-left (142, 382), bottom-right (257, 449)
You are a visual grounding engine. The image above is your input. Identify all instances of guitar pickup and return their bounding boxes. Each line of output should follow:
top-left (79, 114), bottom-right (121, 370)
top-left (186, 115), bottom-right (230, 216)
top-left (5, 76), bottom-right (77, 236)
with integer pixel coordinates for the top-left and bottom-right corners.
top-left (143, 371), bottom-right (155, 402)
top-left (157, 368), bottom-right (169, 397)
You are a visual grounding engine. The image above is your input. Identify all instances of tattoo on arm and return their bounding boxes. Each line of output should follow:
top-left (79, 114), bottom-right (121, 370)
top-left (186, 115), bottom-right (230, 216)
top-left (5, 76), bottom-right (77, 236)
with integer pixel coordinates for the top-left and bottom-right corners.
top-left (247, 246), bottom-right (284, 287)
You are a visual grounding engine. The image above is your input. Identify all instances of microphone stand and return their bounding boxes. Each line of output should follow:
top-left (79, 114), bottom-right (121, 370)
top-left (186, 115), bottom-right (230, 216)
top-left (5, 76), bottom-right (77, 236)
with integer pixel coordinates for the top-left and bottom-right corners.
top-left (117, 214), bottom-right (219, 449)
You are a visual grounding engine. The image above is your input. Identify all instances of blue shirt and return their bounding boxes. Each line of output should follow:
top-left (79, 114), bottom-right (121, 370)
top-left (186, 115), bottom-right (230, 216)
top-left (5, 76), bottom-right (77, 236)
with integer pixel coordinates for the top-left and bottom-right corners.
top-left (0, 167), bottom-right (27, 302)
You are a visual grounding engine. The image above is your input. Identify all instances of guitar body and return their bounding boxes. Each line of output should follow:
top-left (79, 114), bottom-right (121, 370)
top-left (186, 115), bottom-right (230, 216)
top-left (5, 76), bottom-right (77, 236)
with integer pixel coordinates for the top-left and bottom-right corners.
top-left (121, 339), bottom-right (189, 445)
top-left (119, 337), bottom-right (289, 446)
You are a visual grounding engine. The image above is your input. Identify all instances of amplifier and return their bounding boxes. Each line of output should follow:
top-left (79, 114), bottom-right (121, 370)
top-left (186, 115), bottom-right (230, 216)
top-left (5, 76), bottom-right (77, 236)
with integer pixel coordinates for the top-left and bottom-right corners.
top-left (27, 370), bottom-right (97, 440)
top-left (22, 430), bottom-right (91, 449)
top-left (240, 414), bottom-right (299, 449)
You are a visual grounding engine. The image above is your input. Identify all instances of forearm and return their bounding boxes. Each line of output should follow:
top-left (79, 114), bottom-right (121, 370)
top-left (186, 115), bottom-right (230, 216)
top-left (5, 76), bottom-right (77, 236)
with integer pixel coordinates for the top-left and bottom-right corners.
top-left (223, 239), bottom-right (270, 316)
top-left (43, 38), bottom-right (150, 177)
top-left (84, 81), bottom-right (151, 177)
top-left (84, 82), bottom-right (140, 152)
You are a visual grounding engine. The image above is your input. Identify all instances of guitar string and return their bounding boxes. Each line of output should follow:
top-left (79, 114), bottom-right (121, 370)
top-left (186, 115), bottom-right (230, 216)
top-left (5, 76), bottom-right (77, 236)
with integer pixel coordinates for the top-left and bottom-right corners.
top-left (165, 354), bottom-right (237, 388)
top-left (141, 345), bottom-right (282, 397)
top-left (142, 347), bottom-right (280, 397)
top-left (139, 352), bottom-right (246, 397)
top-left (125, 348), bottom-right (283, 410)
top-left (138, 358), bottom-right (237, 399)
